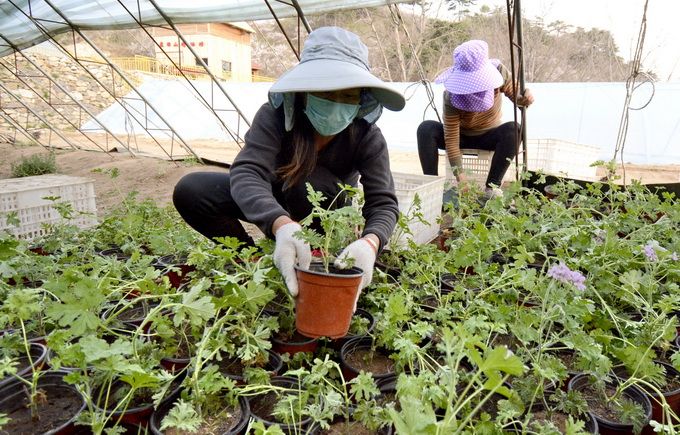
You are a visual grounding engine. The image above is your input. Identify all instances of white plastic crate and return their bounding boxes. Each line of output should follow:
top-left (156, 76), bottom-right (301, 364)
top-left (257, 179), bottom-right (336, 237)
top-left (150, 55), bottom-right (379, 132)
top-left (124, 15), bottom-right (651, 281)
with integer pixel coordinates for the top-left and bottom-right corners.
top-left (391, 172), bottom-right (445, 246)
top-left (446, 139), bottom-right (601, 186)
top-left (525, 138), bottom-right (600, 180)
top-left (450, 149), bottom-right (517, 187)
top-left (0, 174), bottom-right (98, 240)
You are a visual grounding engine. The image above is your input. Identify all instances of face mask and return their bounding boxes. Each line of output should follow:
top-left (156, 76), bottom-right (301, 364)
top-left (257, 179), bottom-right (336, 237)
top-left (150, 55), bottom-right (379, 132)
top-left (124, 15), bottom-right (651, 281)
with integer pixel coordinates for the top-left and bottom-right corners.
top-left (304, 94), bottom-right (360, 137)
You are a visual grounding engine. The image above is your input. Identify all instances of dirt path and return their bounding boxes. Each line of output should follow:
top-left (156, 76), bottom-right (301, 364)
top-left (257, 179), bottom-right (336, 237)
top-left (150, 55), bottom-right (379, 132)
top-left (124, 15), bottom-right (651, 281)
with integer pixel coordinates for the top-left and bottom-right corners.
top-left (0, 141), bottom-right (228, 217)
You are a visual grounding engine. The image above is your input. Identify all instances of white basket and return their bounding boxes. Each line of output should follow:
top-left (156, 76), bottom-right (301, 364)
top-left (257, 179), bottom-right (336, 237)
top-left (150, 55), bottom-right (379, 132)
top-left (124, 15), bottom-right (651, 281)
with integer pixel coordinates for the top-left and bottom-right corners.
top-left (525, 138), bottom-right (600, 180)
top-left (452, 149), bottom-right (517, 187)
top-left (447, 139), bottom-right (601, 186)
top-left (0, 174), bottom-right (98, 240)
top-left (391, 172), bottom-right (445, 246)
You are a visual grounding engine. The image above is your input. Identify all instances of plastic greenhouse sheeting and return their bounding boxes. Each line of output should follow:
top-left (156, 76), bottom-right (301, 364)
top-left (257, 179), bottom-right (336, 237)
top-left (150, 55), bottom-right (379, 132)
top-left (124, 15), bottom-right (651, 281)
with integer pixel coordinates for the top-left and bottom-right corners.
top-left (0, 0), bottom-right (407, 57)
top-left (82, 78), bottom-right (680, 165)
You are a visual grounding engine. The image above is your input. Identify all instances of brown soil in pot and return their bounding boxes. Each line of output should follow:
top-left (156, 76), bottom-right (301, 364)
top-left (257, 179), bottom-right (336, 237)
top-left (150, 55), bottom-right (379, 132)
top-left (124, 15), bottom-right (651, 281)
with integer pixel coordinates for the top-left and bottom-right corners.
top-left (581, 384), bottom-right (631, 423)
top-left (165, 403), bottom-right (242, 435)
top-left (530, 410), bottom-right (571, 432)
top-left (345, 348), bottom-right (395, 376)
top-left (320, 420), bottom-right (375, 435)
top-left (2, 385), bottom-right (82, 434)
top-left (276, 330), bottom-right (315, 343)
top-left (116, 305), bottom-right (148, 322)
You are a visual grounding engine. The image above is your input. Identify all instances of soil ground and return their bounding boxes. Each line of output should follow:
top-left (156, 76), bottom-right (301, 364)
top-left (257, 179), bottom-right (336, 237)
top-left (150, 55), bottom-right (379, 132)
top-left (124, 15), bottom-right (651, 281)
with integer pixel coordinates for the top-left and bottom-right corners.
top-left (2, 140), bottom-right (679, 220)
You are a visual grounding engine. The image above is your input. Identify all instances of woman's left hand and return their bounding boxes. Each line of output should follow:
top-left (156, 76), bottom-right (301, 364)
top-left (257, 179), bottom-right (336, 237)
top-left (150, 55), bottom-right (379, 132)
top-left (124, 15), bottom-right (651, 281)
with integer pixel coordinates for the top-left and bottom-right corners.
top-left (335, 237), bottom-right (378, 310)
top-left (517, 88), bottom-right (535, 107)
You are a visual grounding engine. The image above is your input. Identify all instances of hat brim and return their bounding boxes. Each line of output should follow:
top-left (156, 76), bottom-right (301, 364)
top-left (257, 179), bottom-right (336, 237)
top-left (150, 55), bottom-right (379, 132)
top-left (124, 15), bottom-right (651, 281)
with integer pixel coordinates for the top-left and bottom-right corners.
top-left (269, 59), bottom-right (405, 111)
top-left (438, 61), bottom-right (504, 95)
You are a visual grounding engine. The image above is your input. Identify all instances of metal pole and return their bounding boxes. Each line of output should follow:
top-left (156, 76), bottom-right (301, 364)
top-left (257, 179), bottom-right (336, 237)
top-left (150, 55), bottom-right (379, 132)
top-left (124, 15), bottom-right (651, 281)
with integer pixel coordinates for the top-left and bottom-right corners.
top-left (0, 110), bottom-right (46, 148)
top-left (0, 81), bottom-right (79, 149)
top-left (143, 0), bottom-right (251, 142)
top-left (264, 0), bottom-right (301, 60)
top-left (514, 0), bottom-right (528, 170)
top-left (290, 0), bottom-right (313, 34)
top-left (6, 0), bottom-right (189, 162)
top-left (17, 0), bottom-right (203, 163)
top-left (0, 40), bottom-right (125, 155)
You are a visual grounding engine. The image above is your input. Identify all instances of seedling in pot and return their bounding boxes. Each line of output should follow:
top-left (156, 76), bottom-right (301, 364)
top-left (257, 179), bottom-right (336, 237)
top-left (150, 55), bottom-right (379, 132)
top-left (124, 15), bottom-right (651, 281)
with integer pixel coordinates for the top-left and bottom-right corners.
top-left (296, 183), bottom-right (365, 273)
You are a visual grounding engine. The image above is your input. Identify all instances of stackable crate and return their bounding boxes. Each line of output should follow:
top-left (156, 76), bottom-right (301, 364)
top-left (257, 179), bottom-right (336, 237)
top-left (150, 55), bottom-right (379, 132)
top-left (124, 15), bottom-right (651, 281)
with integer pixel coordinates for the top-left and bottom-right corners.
top-left (391, 172), bottom-right (445, 246)
top-left (0, 174), bottom-right (98, 240)
top-left (446, 139), bottom-right (601, 187)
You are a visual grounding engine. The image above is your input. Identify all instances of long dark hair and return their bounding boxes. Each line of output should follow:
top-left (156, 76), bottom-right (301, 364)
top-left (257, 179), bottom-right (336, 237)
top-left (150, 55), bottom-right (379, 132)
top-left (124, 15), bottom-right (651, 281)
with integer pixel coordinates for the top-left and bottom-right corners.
top-left (277, 92), bottom-right (357, 189)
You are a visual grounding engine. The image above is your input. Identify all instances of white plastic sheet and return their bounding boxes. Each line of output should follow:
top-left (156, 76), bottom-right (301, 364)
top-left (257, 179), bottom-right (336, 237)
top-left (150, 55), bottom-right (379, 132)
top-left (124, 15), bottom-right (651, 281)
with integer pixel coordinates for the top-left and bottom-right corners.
top-left (82, 78), bottom-right (680, 165)
top-left (0, 0), bottom-right (406, 57)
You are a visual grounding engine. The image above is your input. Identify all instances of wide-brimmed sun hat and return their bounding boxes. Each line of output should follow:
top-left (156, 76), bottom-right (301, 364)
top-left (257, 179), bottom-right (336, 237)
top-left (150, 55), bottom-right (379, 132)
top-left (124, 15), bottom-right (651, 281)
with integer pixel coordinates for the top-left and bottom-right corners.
top-left (435, 40), bottom-right (503, 95)
top-left (269, 26), bottom-right (405, 111)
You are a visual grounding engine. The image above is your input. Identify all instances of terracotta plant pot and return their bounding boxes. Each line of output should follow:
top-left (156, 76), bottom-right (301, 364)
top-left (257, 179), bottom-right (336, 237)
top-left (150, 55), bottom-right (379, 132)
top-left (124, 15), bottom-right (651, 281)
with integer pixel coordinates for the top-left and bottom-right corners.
top-left (568, 373), bottom-right (651, 434)
top-left (150, 396), bottom-right (249, 435)
top-left (294, 263), bottom-right (363, 339)
top-left (0, 370), bottom-right (86, 435)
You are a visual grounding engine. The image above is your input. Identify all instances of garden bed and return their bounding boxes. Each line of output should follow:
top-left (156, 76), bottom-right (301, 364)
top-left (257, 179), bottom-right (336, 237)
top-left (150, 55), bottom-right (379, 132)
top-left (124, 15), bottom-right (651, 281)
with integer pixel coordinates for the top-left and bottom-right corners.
top-left (1, 177), bottom-right (679, 433)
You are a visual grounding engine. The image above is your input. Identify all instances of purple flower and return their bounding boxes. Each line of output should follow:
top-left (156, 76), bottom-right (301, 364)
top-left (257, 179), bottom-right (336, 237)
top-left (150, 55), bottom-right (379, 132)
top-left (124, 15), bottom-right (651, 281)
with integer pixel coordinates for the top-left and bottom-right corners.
top-left (672, 252), bottom-right (679, 261)
top-left (642, 240), bottom-right (664, 262)
top-left (643, 244), bottom-right (658, 261)
top-left (547, 262), bottom-right (586, 291)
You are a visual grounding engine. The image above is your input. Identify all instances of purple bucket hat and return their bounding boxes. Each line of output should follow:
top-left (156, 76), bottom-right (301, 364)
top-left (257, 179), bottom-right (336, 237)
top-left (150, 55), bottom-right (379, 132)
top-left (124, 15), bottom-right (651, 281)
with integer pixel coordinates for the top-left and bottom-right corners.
top-left (435, 40), bottom-right (503, 111)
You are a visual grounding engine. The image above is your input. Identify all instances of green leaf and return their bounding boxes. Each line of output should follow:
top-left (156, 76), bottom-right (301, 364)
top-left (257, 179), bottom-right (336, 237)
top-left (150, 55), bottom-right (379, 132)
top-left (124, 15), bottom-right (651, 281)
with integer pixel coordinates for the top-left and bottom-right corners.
top-left (389, 396), bottom-right (438, 435)
top-left (478, 346), bottom-right (525, 377)
top-left (160, 399), bottom-right (202, 431)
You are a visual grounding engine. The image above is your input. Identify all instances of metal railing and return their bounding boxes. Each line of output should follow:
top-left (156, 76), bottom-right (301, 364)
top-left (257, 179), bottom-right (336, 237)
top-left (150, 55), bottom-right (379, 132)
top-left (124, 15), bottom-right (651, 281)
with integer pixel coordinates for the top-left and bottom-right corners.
top-left (109, 55), bottom-right (274, 82)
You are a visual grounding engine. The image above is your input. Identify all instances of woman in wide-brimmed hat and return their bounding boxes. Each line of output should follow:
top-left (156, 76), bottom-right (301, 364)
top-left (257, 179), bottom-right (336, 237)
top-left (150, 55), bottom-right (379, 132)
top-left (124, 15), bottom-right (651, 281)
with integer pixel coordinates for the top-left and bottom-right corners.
top-left (173, 26), bottom-right (405, 299)
top-left (417, 39), bottom-right (534, 199)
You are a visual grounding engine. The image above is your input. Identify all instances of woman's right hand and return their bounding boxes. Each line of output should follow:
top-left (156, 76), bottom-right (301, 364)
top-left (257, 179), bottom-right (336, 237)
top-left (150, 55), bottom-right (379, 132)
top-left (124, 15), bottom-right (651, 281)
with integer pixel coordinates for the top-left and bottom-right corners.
top-left (273, 220), bottom-right (311, 297)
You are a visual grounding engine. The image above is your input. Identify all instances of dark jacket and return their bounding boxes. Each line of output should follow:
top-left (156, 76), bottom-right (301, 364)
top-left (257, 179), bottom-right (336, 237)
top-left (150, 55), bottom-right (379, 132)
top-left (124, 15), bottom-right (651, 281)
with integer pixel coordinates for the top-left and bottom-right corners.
top-left (230, 103), bottom-right (399, 250)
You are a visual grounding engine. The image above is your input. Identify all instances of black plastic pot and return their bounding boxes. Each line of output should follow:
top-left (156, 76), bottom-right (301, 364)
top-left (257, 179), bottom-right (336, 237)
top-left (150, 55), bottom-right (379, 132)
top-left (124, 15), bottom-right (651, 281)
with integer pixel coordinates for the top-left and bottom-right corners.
top-left (271, 330), bottom-right (319, 356)
top-left (97, 246), bottom-right (131, 261)
top-left (246, 376), bottom-right (314, 434)
top-left (613, 361), bottom-right (680, 426)
top-left (374, 259), bottom-right (402, 280)
top-left (0, 370), bottom-right (86, 435)
top-left (508, 406), bottom-right (599, 434)
top-left (330, 308), bottom-right (376, 350)
top-left (340, 337), bottom-right (396, 383)
top-left (153, 254), bottom-right (195, 289)
top-left (568, 373), bottom-right (652, 434)
top-left (216, 349), bottom-right (284, 384)
top-left (150, 395), bottom-right (249, 435)
top-left (93, 373), bottom-right (185, 427)
top-left (0, 342), bottom-right (48, 388)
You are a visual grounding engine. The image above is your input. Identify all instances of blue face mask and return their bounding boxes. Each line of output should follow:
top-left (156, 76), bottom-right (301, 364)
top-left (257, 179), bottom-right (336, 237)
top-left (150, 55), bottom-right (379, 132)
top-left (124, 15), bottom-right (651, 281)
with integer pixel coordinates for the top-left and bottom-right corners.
top-left (304, 94), bottom-right (360, 137)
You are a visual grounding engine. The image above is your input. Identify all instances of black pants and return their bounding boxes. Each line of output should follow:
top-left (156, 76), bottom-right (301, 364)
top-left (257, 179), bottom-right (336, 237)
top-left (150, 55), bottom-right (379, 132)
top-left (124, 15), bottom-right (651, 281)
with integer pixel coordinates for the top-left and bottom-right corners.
top-left (416, 120), bottom-right (519, 187)
top-left (172, 167), bottom-right (348, 244)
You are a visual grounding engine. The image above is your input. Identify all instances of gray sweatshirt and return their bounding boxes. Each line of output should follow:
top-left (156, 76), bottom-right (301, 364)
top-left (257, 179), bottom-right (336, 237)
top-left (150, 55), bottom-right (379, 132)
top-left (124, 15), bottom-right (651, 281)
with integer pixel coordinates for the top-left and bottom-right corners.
top-left (230, 103), bottom-right (399, 250)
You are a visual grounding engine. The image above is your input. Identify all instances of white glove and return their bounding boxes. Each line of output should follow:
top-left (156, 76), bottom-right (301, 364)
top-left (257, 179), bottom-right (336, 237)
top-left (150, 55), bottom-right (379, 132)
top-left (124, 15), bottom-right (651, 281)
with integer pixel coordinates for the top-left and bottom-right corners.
top-left (273, 222), bottom-right (311, 297)
top-left (335, 238), bottom-right (378, 310)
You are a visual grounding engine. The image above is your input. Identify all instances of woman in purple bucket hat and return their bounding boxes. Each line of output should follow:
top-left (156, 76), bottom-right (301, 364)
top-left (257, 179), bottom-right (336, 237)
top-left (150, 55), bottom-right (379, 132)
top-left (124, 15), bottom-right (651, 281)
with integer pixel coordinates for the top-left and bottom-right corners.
top-left (417, 40), bottom-right (534, 199)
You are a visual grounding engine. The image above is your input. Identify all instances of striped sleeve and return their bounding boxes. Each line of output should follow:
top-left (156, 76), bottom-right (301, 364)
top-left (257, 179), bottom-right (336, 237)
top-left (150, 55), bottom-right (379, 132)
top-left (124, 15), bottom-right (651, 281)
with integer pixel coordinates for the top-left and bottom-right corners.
top-left (442, 92), bottom-right (463, 172)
